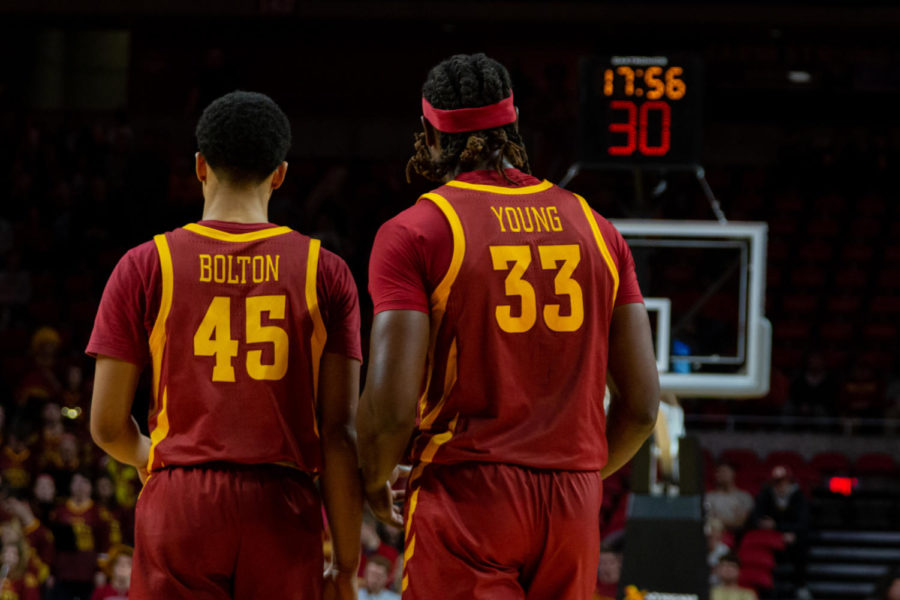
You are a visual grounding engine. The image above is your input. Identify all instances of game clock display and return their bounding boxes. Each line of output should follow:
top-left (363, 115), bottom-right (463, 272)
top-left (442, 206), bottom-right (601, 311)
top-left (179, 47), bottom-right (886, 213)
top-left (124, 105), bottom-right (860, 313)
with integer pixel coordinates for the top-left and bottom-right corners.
top-left (579, 55), bottom-right (702, 165)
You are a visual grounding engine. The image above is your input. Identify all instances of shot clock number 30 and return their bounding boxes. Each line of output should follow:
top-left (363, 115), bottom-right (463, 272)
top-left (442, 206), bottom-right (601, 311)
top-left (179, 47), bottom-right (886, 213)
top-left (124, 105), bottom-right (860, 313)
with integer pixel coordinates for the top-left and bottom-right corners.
top-left (578, 55), bottom-right (702, 165)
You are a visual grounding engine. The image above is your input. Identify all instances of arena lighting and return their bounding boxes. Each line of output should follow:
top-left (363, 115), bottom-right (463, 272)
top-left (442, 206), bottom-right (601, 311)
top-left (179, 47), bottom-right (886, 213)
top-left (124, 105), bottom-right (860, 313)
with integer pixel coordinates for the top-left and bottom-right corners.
top-left (829, 476), bottom-right (859, 496)
top-left (787, 70), bottom-right (812, 84)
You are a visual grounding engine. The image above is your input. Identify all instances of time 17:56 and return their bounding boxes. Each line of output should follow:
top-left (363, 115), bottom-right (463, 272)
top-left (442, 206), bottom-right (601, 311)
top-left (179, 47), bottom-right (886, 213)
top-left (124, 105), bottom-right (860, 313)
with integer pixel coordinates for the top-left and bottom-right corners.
top-left (603, 66), bottom-right (686, 100)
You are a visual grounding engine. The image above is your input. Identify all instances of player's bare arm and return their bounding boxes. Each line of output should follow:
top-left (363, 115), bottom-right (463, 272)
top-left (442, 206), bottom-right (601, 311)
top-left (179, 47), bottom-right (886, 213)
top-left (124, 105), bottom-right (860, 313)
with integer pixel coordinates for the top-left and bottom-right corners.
top-left (318, 351), bottom-right (363, 600)
top-left (357, 309), bottom-right (429, 527)
top-left (602, 302), bottom-right (660, 478)
top-left (90, 355), bottom-right (152, 481)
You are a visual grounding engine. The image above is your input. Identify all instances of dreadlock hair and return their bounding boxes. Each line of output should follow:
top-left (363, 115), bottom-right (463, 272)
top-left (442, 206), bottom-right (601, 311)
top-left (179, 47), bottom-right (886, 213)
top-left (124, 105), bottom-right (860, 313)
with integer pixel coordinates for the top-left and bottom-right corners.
top-left (196, 90), bottom-right (291, 185)
top-left (407, 53), bottom-right (531, 184)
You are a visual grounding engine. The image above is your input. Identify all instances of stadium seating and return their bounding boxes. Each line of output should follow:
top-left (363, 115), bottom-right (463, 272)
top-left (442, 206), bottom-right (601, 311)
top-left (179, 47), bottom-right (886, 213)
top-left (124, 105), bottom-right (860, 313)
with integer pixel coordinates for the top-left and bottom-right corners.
top-left (854, 452), bottom-right (896, 476)
top-left (809, 452), bottom-right (851, 476)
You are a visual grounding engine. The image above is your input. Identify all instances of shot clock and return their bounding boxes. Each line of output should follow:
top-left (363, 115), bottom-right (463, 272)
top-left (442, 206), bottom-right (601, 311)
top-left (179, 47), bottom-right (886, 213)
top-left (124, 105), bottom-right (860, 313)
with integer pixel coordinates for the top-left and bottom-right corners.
top-left (578, 55), bottom-right (702, 166)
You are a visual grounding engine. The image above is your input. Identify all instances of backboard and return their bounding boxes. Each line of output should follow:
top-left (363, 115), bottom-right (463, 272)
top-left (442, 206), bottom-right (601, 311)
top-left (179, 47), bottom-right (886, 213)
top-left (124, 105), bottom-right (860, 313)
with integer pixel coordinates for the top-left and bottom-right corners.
top-left (612, 220), bottom-right (771, 398)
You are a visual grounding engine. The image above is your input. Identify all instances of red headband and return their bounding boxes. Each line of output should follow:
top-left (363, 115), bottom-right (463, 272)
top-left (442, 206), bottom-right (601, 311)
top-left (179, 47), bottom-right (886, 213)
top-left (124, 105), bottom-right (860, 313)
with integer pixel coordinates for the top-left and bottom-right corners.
top-left (422, 92), bottom-right (516, 133)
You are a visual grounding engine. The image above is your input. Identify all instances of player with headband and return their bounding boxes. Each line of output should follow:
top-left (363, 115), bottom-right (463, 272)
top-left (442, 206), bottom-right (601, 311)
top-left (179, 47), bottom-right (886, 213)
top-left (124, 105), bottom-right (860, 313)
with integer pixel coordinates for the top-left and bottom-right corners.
top-left (358, 53), bottom-right (661, 598)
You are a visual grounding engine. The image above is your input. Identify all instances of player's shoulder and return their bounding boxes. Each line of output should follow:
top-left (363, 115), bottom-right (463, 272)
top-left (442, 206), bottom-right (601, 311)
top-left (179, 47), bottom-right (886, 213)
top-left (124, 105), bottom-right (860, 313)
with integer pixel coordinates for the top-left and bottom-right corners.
top-left (116, 238), bottom-right (161, 275)
top-left (580, 199), bottom-right (625, 244)
top-left (316, 245), bottom-right (352, 277)
top-left (377, 198), bottom-right (449, 244)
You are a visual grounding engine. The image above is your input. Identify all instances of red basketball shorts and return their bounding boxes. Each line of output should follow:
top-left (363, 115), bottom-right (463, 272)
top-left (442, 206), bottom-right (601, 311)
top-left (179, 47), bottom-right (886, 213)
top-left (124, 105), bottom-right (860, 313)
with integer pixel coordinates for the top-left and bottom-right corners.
top-left (131, 463), bottom-right (323, 600)
top-left (401, 462), bottom-right (603, 600)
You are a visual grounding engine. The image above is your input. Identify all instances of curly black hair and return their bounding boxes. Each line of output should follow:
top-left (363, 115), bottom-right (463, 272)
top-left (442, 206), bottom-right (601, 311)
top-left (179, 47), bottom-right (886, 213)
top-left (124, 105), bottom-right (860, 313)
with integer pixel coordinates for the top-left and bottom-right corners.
top-left (196, 90), bottom-right (291, 184)
top-left (407, 53), bottom-right (531, 183)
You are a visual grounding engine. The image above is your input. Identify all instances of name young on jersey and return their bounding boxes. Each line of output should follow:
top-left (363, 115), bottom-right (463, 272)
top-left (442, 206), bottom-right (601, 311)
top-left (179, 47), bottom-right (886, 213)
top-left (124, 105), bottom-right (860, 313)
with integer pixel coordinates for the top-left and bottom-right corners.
top-left (490, 205), bottom-right (563, 233)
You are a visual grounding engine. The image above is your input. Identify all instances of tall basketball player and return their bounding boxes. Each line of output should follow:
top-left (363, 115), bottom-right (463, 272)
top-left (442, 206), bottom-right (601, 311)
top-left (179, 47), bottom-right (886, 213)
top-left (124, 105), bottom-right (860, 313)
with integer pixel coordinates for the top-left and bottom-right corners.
top-left (358, 54), bottom-right (660, 599)
top-left (89, 91), bottom-right (362, 599)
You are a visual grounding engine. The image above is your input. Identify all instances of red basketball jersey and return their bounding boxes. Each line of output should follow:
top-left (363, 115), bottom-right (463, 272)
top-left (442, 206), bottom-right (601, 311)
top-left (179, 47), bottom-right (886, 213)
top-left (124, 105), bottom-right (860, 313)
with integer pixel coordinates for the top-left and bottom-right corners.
top-left (146, 223), bottom-right (327, 473)
top-left (408, 179), bottom-right (621, 472)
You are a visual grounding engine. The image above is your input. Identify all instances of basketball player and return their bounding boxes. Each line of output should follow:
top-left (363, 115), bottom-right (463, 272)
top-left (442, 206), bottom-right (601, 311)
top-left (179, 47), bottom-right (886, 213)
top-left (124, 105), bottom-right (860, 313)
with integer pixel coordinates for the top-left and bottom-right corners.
top-left (88, 91), bottom-right (362, 599)
top-left (357, 54), bottom-right (660, 599)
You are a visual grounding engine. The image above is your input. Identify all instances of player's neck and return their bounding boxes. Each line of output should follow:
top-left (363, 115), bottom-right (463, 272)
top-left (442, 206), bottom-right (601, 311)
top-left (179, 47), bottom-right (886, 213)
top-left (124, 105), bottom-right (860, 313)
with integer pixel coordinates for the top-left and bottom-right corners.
top-left (201, 187), bottom-right (270, 223)
top-left (441, 155), bottom-right (514, 183)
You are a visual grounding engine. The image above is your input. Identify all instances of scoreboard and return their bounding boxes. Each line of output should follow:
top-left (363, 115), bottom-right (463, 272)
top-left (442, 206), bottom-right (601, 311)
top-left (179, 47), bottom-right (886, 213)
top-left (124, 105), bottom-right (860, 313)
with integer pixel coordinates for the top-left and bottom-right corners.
top-left (578, 55), bottom-right (702, 166)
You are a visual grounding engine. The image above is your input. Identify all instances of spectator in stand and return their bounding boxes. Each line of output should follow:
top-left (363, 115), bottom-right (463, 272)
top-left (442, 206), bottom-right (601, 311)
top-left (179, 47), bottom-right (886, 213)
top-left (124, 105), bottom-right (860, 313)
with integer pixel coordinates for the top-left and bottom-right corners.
top-left (839, 358), bottom-right (883, 421)
top-left (377, 521), bottom-right (404, 555)
top-left (390, 556), bottom-right (404, 595)
top-left (594, 549), bottom-right (622, 600)
top-left (15, 327), bottom-right (63, 415)
top-left (37, 402), bottom-right (65, 469)
top-left (358, 555), bottom-right (400, 600)
top-left (706, 517), bottom-right (731, 583)
top-left (51, 472), bottom-right (121, 600)
top-left (0, 531), bottom-right (41, 600)
top-left (706, 462), bottom-right (754, 532)
top-left (93, 474), bottom-right (132, 547)
top-left (97, 460), bottom-right (138, 545)
top-left (31, 473), bottom-right (56, 523)
top-left (90, 545), bottom-right (131, 600)
top-left (47, 434), bottom-right (81, 495)
top-left (1, 517), bottom-right (48, 587)
top-left (749, 466), bottom-right (810, 598)
top-left (359, 512), bottom-right (398, 580)
top-left (789, 351), bottom-right (838, 419)
top-left (0, 428), bottom-right (36, 493)
top-left (3, 494), bottom-right (54, 580)
top-left (710, 553), bottom-right (758, 600)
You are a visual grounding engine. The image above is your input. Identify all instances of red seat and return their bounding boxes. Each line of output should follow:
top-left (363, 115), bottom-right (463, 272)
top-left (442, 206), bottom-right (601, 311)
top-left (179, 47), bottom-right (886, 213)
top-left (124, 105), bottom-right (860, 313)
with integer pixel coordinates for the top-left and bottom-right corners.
top-left (770, 216), bottom-right (799, 236)
top-left (885, 244), bottom-right (900, 262)
top-left (849, 217), bottom-right (883, 237)
top-left (870, 295), bottom-right (900, 315)
top-left (741, 529), bottom-right (786, 552)
top-left (806, 216), bottom-right (840, 238)
top-left (840, 243), bottom-right (875, 263)
top-left (858, 194), bottom-right (887, 216)
top-left (827, 295), bottom-right (862, 315)
top-left (782, 294), bottom-right (819, 314)
top-left (778, 321), bottom-right (813, 341)
top-left (810, 452), bottom-right (850, 475)
top-left (738, 566), bottom-right (774, 591)
top-left (820, 321), bottom-right (854, 342)
top-left (790, 266), bottom-right (827, 287)
top-left (768, 240), bottom-right (790, 262)
top-left (855, 453), bottom-right (896, 475)
top-left (863, 322), bottom-right (897, 342)
top-left (798, 240), bottom-right (834, 262)
top-left (834, 267), bottom-right (869, 288)
top-left (877, 268), bottom-right (900, 290)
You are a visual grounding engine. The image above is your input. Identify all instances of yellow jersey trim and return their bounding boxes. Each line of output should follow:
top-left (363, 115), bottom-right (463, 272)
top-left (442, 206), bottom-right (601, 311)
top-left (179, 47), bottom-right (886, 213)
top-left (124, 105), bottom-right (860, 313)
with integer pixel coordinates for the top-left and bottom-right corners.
top-left (147, 234), bottom-right (174, 471)
top-left (183, 222), bottom-right (292, 242)
top-left (149, 234), bottom-right (174, 404)
top-left (402, 412), bottom-right (460, 593)
top-left (306, 239), bottom-right (327, 438)
top-left (415, 193), bottom-right (466, 422)
top-left (419, 338), bottom-right (457, 431)
top-left (575, 194), bottom-right (620, 305)
top-left (445, 178), bottom-right (553, 195)
top-left (146, 387), bottom-right (170, 471)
